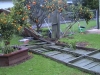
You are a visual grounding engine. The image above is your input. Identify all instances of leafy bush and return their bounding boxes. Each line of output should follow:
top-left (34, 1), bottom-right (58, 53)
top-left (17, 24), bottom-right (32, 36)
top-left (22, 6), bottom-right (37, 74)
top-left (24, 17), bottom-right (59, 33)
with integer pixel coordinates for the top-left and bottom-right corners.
top-left (0, 0), bottom-right (30, 54)
top-left (0, 13), bottom-right (15, 45)
top-left (2, 46), bottom-right (15, 54)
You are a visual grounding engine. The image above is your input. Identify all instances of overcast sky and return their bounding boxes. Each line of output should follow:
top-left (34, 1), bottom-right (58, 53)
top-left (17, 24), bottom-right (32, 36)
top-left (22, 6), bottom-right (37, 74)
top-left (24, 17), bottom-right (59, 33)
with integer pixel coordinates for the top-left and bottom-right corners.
top-left (0, 1), bottom-right (14, 9)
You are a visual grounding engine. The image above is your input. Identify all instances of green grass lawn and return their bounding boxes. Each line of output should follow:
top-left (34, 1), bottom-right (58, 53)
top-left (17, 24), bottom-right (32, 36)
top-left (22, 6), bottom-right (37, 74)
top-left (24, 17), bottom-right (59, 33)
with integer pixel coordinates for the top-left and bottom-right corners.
top-left (10, 35), bottom-right (23, 45)
top-left (0, 54), bottom-right (90, 75)
top-left (59, 20), bottom-right (100, 49)
top-left (42, 20), bottom-right (99, 49)
top-left (0, 35), bottom-right (23, 47)
top-left (60, 33), bottom-right (100, 49)
top-left (0, 20), bottom-right (98, 75)
top-left (42, 20), bottom-right (96, 32)
top-left (0, 34), bottom-right (91, 75)
top-left (60, 20), bottom-right (96, 32)
top-left (0, 35), bottom-right (23, 54)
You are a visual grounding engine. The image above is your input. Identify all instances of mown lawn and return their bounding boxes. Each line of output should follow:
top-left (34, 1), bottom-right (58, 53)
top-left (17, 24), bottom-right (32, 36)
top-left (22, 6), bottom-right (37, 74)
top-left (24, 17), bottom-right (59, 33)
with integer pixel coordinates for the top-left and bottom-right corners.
top-left (0, 35), bottom-right (23, 47)
top-left (60, 20), bottom-right (96, 32)
top-left (43, 20), bottom-right (99, 49)
top-left (0, 54), bottom-right (90, 75)
top-left (0, 20), bottom-right (97, 75)
top-left (0, 34), bottom-right (91, 75)
top-left (0, 35), bottom-right (23, 54)
top-left (60, 33), bottom-right (100, 49)
top-left (59, 20), bottom-right (100, 49)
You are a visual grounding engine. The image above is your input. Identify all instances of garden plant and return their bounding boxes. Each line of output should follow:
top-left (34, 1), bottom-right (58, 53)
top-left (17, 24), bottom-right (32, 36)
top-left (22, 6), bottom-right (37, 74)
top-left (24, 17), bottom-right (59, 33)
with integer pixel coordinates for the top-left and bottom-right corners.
top-left (0, 0), bottom-right (30, 54)
top-left (24, 0), bottom-right (94, 33)
top-left (0, 0), bottom-right (99, 74)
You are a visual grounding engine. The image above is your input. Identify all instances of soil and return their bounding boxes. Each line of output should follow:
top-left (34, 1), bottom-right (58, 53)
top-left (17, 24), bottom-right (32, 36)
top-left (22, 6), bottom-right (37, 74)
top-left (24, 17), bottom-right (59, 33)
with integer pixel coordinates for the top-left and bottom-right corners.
top-left (76, 42), bottom-right (89, 47)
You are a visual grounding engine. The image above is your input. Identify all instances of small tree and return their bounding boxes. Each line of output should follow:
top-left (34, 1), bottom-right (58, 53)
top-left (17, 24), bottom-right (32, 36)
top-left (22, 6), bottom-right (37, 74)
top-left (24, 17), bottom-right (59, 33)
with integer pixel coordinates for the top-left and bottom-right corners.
top-left (81, 0), bottom-right (99, 9)
top-left (0, 13), bottom-right (15, 46)
top-left (81, 0), bottom-right (99, 28)
top-left (68, 3), bottom-right (94, 24)
top-left (11, 0), bottom-right (30, 34)
top-left (24, 0), bottom-right (94, 38)
top-left (24, 0), bottom-right (67, 32)
top-left (0, 0), bottom-right (30, 54)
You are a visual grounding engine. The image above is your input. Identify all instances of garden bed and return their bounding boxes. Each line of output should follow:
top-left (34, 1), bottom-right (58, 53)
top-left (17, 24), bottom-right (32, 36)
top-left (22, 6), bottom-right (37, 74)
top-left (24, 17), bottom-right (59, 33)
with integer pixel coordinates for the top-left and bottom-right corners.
top-left (0, 47), bottom-right (29, 67)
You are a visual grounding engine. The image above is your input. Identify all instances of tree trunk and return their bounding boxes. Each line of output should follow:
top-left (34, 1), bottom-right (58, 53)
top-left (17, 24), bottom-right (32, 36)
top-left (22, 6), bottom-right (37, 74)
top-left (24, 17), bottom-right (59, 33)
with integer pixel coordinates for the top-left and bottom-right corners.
top-left (4, 41), bottom-right (10, 46)
top-left (36, 24), bottom-right (40, 33)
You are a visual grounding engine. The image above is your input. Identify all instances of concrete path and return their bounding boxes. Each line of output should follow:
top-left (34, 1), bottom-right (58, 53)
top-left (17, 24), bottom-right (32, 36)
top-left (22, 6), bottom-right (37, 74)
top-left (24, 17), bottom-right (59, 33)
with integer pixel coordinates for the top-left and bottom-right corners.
top-left (86, 29), bottom-right (100, 34)
top-left (24, 40), bottom-right (100, 75)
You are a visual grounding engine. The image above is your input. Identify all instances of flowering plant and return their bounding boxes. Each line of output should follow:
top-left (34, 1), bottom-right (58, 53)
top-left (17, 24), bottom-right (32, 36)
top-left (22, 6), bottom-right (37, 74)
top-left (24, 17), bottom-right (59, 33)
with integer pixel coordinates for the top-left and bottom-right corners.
top-left (10, 0), bottom-right (30, 34)
top-left (0, 0), bottom-right (30, 54)
top-left (0, 13), bottom-right (16, 54)
top-left (0, 13), bottom-right (15, 46)
top-left (78, 7), bottom-right (94, 24)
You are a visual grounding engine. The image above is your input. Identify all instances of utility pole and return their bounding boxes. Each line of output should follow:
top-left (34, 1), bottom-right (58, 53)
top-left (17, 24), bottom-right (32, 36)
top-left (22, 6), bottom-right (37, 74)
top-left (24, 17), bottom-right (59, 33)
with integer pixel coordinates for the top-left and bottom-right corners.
top-left (52, 10), bottom-right (60, 40)
top-left (99, 0), bottom-right (100, 26)
top-left (96, 9), bottom-right (99, 29)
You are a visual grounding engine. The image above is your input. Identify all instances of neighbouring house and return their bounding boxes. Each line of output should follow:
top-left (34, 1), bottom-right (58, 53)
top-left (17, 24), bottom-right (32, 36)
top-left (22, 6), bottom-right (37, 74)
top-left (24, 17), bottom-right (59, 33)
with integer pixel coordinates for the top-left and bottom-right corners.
top-left (0, 9), bottom-right (10, 14)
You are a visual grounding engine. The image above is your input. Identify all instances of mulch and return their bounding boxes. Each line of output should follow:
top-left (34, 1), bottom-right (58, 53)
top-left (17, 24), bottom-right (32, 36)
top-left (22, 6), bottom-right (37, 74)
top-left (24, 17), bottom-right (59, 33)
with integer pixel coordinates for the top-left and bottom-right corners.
top-left (76, 42), bottom-right (89, 47)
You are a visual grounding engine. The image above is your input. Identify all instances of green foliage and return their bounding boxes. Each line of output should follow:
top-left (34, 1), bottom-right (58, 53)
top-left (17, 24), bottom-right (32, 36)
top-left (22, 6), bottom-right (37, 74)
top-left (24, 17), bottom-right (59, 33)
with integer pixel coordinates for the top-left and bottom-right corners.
top-left (24, 0), bottom-right (94, 32)
top-left (68, 41), bottom-right (77, 49)
top-left (73, 0), bottom-right (99, 9)
top-left (24, 0), bottom-right (67, 31)
top-left (68, 3), bottom-right (94, 24)
top-left (10, 0), bottom-right (30, 33)
top-left (78, 7), bottom-right (94, 24)
top-left (82, 0), bottom-right (99, 9)
top-left (10, 35), bottom-right (23, 45)
top-left (0, 35), bottom-right (23, 54)
top-left (12, 0), bottom-right (17, 4)
top-left (0, 0), bottom-right (29, 44)
top-left (2, 46), bottom-right (15, 54)
top-left (0, 13), bottom-right (15, 45)
top-left (0, 54), bottom-right (90, 75)
top-left (0, 0), bottom-right (30, 54)
top-left (60, 33), bottom-right (100, 49)
top-left (60, 20), bottom-right (96, 32)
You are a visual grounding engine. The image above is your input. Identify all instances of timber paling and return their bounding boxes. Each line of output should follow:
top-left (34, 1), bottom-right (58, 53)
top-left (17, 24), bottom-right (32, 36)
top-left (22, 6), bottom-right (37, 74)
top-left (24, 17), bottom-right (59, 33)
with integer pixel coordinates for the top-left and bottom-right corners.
top-left (22, 40), bottom-right (100, 75)
top-left (23, 27), bottom-right (100, 75)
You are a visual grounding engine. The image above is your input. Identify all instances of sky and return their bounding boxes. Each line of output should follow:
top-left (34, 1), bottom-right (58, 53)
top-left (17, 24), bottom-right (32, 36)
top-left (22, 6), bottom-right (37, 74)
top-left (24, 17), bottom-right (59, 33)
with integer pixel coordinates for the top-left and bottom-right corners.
top-left (0, 1), bottom-right (14, 9)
